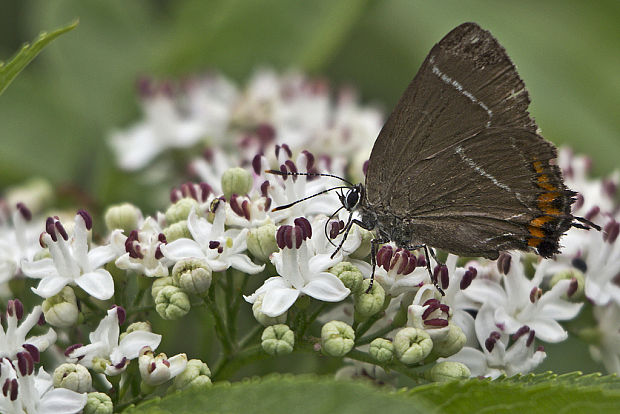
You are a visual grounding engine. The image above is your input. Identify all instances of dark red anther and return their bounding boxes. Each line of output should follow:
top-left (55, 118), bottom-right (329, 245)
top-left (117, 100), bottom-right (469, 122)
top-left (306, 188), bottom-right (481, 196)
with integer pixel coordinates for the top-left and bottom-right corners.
top-left (490, 331), bottom-right (501, 341)
top-left (16, 203), bottom-right (32, 221)
top-left (16, 352), bottom-right (34, 376)
top-left (209, 241), bottom-right (220, 249)
top-left (55, 221), bottom-right (69, 241)
top-left (188, 182), bottom-right (198, 200)
top-left (149, 362), bottom-right (156, 373)
top-left (529, 287), bottom-right (542, 303)
top-left (423, 298), bottom-right (440, 308)
top-left (7, 299), bottom-right (23, 320)
top-left (39, 232), bottom-right (47, 248)
top-left (292, 226), bottom-right (303, 249)
top-left (163, 359), bottom-right (171, 368)
top-left (440, 265), bottom-right (449, 290)
top-left (276, 226), bottom-right (288, 249)
top-left (203, 148), bottom-right (214, 162)
top-left (396, 251), bottom-right (409, 274)
top-left (115, 306), bottom-right (126, 325)
top-left (294, 217), bottom-right (312, 240)
top-left (537, 345), bottom-right (545, 352)
top-left (256, 123), bottom-right (275, 143)
top-left (424, 318), bottom-right (449, 327)
top-left (264, 197), bottom-right (272, 211)
top-left (404, 254), bottom-right (417, 275)
top-left (260, 181), bottom-right (270, 198)
top-left (279, 164), bottom-right (288, 181)
top-left (603, 219), bottom-right (619, 243)
top-left (284, 160), bottom-right (298, 179)
top-left (158, 233), bottom-right (167, 243)
top-left (64, 343), bottom-right (83, 357)
top-left (5, 378), bottom-right (18, 401)
top-left (439, 304), bottom-right (450, 313)
top-left (281, 143), bottom-right (292, 158)
top-left (512, 325), bottom-right (530, 341)
top-left (422, 303), bottom-right (440, 319)
top-left (526, 330), bottom-right (536, 347)
top-left (573, 193), bottom-right (584, 210)
top-left (170, 188), bottom-right (180, 203)
top-left (283, 226), bottom-right (294, 249)
top-left (329, 221), bottom-right (340, 239)
top-left (377, 245), bottom-right (393, 270)
top-left (485, 337), bottom-right (496, 352)
top-left (37, 312), bottom-right (45, 326)
top-left (302, 150), bottom-right (315, 170)
top-left (497, 252), bottom-right (511, 275)
top-left (115, 357), bottom-right (128, 369)
top-left (603, 179), bottom-right (617, 197)
top-left (77, 210), bottom-right (93, 230)
top-left (155, 246), bottom-right (164, 260)
top-left (22, 344), bottom-right (40, 363)
top-left (199, 183), bottom-right (212, 202)
top-left (241, 200), bottom-right (251, 220)
top-left (230, 195), bottom-right (244, 218)
top-left (567, 277), bottom-right (579, 297)
top-left (217, 246), bottom-right (224, 254)
top-left (45, 217), bottom-right (57, 241)
top-left (252, 155), bottom-right (263, 176)
top-left (585, 206), bottom-right (600, 222)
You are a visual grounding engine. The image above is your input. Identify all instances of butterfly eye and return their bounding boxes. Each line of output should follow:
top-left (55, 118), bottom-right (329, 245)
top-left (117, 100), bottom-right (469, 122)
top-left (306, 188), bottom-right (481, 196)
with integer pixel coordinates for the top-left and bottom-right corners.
top-left (345, 189), bottom-right (359, 209)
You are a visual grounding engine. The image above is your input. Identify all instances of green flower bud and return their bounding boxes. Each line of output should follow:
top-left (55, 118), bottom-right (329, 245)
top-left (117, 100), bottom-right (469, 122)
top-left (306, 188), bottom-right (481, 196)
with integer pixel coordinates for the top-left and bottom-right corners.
top-left (155, 286), bottom-right (191, 320)
top-left (354, 279), bottom-right (385, 320)
top-left (247, 223), bottom-right (278, 262)
top-left (170, 359), bottom-right (212, 392)
top-left (53, 363), bottom-right (92, 393)
top-left (90, 357), bottom-right (109, 374)
top-left (172, 257), bottom-right (212, 295)
top-left (261, 324), bottom-right (295, 356)
top-left (163, 220), bottom-right (191, 242)
top-left (33, 248), bottom-right (51, 261)
top-left (120, 321), bottom-right (153, 342)
top-left (42, 286), bottom-right (79, 328)
top-left (431, 323), bottom-right (466, 358)
top-left (369, 338), bottom-right (395, 363)
top-left (349, 228), bottom-right (373, 260)
top-left (330, 261), bottom-right (364, 294)
top-left (252, 295), bottom-right (287, 326)
top-left (321, 320), bottom-right (355, 357)
top-left (103, 203), bottom-right (142, 233)
top-left (84, 392), bottom-right (113, 414)
top-left (550, 269), bottom-right (585, 301)
top-left (427, 361), bottom-right (471, 382)
top-left (165, 198), bottom-right (199, 225)
top-left (394, 327), bottom-right (433, 365)
top-left (221, 167), bottom-right (253, 199)
top-left (151, 276), bottom-right (174, 299)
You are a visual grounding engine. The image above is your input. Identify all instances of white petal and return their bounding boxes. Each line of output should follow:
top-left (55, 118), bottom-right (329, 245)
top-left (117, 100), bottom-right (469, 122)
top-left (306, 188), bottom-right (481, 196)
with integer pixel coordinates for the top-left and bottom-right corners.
top-left (301, 272), bottom-right (350, 302)
top-left (118, 331), bottom-right (162, 360)
top-left (160, 239), bottom-right (205, 261)
top-left (443, 347), bottom-right (485, 377)
top-left (528, 318), bottom-right (568, 343)
top-left (187, 209), bottom-right (212, 247)
top-left (261, 286), bottom-right (300, 317)
top-left (243, 277), bottom-right (290, 303)
top-left (230, 254), bottom-right (265, 274)
top-left (75, 269), bottom-right (115, 300)
top-left (167, 354), bottom-right (189, 377)
top-left (21, 258), bottom-right (57, 279)
top-left (87, 245), bottom-right (118, 270)
top-left (308, 253), bottom-right (340, 273)
top-left (25, 328), bottom-right (57, 353)
top-left (31, 275), bottom-right (72, 298)
top-left (38, 388), bottom-right (87, 414)
top-left (463, 279), bottom-right (507, 307)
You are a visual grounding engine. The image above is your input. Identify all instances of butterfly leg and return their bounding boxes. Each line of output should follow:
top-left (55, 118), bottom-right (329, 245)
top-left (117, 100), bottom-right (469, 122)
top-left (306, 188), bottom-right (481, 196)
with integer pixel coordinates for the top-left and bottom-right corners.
top-left (366, 236), bottom-right (389, 293)
top-left (423, 245), bottom-right (445, 296)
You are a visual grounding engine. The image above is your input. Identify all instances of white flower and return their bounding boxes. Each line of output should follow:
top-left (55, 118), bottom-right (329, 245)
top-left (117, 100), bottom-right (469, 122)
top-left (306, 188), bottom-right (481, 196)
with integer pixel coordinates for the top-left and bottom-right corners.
top-left (462, 252), bottom-right (582, 343)
top-left (244, 218), bottom-right (350, 317)
top-left (0, 361), bottom-right (87, 414)
top-left (371, 245), bottom-right (428, 297)
top-left (308, 213), bottom-right (362, 260)
top-left (115, 217), bottom-right (171, 277)
top-left (138, 347), bottom-right (188, 386)
top-left (0, 203), bottom-right (42, 284)
top-left (443, 304), bottom-right (546, 378)
top-left (66, 307), bottom-right (161, 376)
top-left (21, 212), bottom-right (117, 300)
top-left (583, 218), bottom-right (620, 306)
top-left (588, 303), bottom-right (620, 374)
top-left (0, 300), bottom-right (56, 362)
top-left (161, 203), bottom-right (264, 274)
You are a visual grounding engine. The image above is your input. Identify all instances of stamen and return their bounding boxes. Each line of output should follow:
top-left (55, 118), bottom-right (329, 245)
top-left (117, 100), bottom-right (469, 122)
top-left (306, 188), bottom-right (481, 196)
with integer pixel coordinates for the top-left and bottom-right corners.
top-left (16, 202), bottom-right (31, 221)
top-left (77, 209), bottom-right (93, 230)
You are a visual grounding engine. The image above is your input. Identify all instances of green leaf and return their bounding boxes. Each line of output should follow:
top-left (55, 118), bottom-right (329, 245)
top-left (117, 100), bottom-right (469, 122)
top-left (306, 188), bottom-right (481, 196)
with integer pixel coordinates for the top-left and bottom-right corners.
top-left (124, 375), bottom-right (431, 414)
top-left (0, 19), bottom-right (78, 95)
top-left (409, 371), bottom-right (620, 414)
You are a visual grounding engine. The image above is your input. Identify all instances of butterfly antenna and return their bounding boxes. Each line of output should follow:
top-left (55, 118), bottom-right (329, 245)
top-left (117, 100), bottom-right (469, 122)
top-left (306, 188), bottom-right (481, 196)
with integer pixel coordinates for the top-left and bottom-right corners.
top-left (265, 169), bottom-right (355, 187)
top-left (573, 216), bottom-right (602, 231)
top-left (269, 186), bottom-right (351, 212)
top-left (324, 206), bottom-right (345, 249)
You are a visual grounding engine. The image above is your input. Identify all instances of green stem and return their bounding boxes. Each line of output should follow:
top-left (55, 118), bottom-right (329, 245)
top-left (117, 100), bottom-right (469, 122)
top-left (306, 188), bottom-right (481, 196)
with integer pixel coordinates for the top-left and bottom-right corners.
top-left (239, 324), bottom-right (263, 349)
top-left (356, 322), bottom-right (399, 346)
top-left (346, 349), bottom-right (429, 383)
top-left (212, 345), bottom-right (268, 381)
top-left (355, 311), bottom-right (385, 338)
top-left (204, 296), bottom-right (234, 355)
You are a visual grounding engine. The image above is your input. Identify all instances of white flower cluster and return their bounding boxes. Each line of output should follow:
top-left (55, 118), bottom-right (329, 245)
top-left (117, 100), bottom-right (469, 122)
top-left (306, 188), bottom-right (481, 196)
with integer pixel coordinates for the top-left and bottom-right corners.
top-left (1, 68), bottom-right (619, 410)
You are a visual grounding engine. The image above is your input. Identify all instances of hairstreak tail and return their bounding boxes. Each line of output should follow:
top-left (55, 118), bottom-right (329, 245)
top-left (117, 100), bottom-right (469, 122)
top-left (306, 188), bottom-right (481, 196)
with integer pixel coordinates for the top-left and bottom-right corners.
top-left (269, 22), bottom-right (600, 293)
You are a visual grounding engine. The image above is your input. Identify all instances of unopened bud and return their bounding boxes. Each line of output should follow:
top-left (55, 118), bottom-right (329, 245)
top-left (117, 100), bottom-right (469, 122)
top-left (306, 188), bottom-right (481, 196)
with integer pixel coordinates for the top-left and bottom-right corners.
top-left (84, 392), bottom-right (113, 414)
top-left (104, 203), bottom-right (142, 233)
top-left (252, 295), bottom-right (287, 326)
top-left (349, 228), bottom-right (373, 260)
top-left (431, 323), bottom-right (466, 357)
top-left (53, 363), bottom-right (92, 393)
top-left (354, 279), bottom-right (385, 320)
top-left (151, 276), bottom-right (174, 299)
top-left (222, 167), bottom-right (253, 199)
top-left (550, 269), bottom-right (585, 301)
top-left (369, 338), bottom-right (395, 363)
top-left (172, 258), bottom-right (212, 295)
top-left (165, 198), bottom-right (199, 225)
top-left (247, 223), bottom-right (278, 262)
top-left (261, 324), bottom-right (295, 356)
top-left (330, 261), bottom-right (364, 294)
top-left (42, 286), bottom-right (79, 328)
top-left (170, 359), bottom-right (212, 392)
top-left (427, 361), bottom-right (471, 382)
top-left (155, 286), bottom-right (191, 320)
top-left (393, 327), bottom-right (433, 365)
top-left (321, 320), bottom-right (355, 357)
top-left (163, 220), bottom-right (191, 242)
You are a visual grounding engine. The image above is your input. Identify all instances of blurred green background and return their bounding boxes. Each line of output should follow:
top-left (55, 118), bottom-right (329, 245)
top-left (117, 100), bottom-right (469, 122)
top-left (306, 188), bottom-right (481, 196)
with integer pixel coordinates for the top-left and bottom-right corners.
top-left (1, 0), bottom-right (618, 375)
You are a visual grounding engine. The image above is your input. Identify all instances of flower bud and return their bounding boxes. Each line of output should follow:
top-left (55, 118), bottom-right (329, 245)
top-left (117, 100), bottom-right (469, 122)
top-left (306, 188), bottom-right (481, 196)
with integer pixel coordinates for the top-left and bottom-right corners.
top-left (6, 177), bottom-right (53, 214)
top-left (349, 228), bottom-right (373, 260)
top-left (550, 269), bottom-right (585, 301)
top-left (354, 279), bottom-right (385, 320)
top-left (139, 346), bottom-right (188, 386)
top-left (427, 361), bottom-right (471, 382)
top-left (165, 198), bottom-right (199, 225)
top-left (151, 276), bottom-right (174, 299)
top-left (431, 323), bottom-right (466, 357)
top-left (369, 338), bottom-right (395, 363)
top-left (261, 324), bottom-right (295, 356)
top-left (246, 223), bottom-right (278, 262)
top-left (321, 320), bottom-right (355, 357)
top-left (91, 357), bottom-right (110, 374)
top-left (172, 258), bottom-right (212, 295)
top-left (155, 286), bottom-right (191, 320)
top-left (42, 286), bottom-right (79, 328)
top-left (222, 167), bottom-right (253, 199)
top-left (103, 203), bottom-right (142, 233)
top-left (393, 327), bottom-right (433, 365)
top-left (53, 363), bottom-right (92, 393)
top-left (330, 261), bottom-right (364, 294)
top-left (170, 359), bottom-right (212, 392)
top-left (252, 295), bottom-right (287, 326)
top-left (119, 321), bottom-right (153, 342)
top-left (84, 392), bottom-right (113, 414)
top-left (163, 220), bottom-right (191, 242)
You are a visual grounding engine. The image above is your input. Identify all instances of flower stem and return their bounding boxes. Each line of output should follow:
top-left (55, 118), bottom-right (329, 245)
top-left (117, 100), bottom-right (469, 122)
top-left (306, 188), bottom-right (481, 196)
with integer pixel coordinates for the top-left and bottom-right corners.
top-left (204, 295), bottom-right (234, 355)
top-left (355, 311), bottom-right (385, 338)
top-left (356, 321), bottom-right (401, 346)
